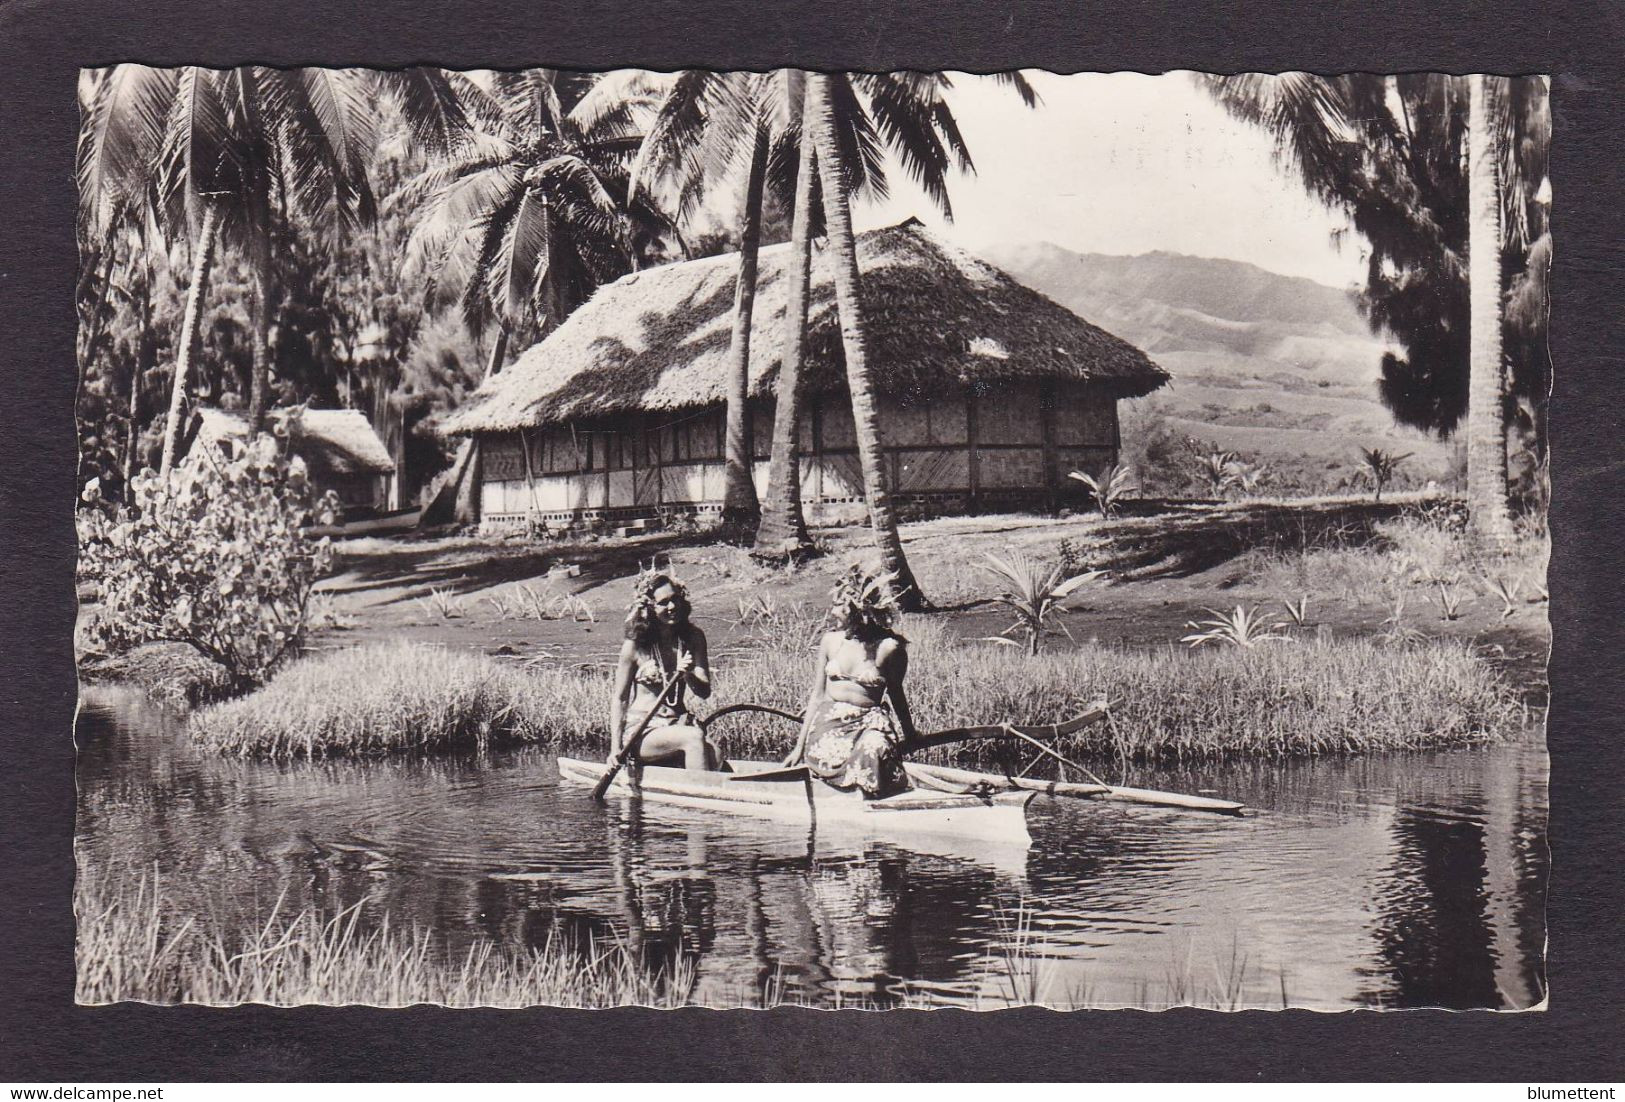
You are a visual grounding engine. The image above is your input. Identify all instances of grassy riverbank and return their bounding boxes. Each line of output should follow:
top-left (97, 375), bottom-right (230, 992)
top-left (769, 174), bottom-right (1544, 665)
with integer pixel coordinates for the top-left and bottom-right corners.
top-left (74, 868), bottom-right (696, 1008)
top-left (190, 616), bottom-right (1521, 763)
top-left (76, 868), bottom-right (1290, 1010)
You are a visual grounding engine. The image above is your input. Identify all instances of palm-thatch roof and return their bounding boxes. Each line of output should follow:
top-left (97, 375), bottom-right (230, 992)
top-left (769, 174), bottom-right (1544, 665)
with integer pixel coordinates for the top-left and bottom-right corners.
top-left (441, 219), bottom-right (1168, 436)
top-left (190, 408), bottom-right (395, 476)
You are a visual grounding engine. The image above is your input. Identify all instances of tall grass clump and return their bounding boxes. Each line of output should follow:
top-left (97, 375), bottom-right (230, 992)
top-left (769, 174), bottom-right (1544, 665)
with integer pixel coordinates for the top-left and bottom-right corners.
top-left (191, 619), bottom-right (1519, 764)
top-left (189, 641), bottom-right (610, 759)
top-left (75, 868), bottom-right (695, 1008)
top-left (893, 632), bottom-right (1520, 764)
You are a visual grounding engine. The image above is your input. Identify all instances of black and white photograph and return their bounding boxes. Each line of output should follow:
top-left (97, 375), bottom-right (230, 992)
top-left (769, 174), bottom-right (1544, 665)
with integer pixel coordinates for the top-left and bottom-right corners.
top-left (71, 66), bottom-right (1550, 1012)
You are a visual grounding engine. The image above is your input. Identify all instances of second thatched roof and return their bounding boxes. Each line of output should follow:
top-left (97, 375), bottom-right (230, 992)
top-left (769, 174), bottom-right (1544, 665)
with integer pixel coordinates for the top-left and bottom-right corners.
top-left (190, 408), bottom-right (396, 476)
top-left (441, 219), bottom-right (1168, 436)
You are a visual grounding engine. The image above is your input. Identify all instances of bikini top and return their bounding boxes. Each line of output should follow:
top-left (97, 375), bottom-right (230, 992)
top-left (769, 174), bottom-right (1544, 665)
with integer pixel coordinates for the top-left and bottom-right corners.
top-left (631, 652), bottom-right (688, 717)
top-left (826, 662), bottom-right (887, 691)
top-left (635, 655), bottom-right (673, 690)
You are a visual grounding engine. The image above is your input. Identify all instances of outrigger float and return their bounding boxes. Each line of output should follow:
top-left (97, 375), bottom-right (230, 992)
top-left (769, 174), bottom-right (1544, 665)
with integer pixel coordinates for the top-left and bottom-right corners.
top-left (560, 702), bottom-right (1245, 848)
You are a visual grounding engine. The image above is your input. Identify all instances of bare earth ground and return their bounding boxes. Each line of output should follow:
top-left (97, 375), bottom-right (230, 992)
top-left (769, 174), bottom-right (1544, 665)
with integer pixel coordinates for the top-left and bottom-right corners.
top-left (311, 495), bottom-right (1550, 701)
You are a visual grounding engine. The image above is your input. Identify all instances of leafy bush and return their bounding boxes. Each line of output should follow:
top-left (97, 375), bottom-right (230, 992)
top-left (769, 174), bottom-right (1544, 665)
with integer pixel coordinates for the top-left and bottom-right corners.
top-left (76, 436), bottom-right (340, 691)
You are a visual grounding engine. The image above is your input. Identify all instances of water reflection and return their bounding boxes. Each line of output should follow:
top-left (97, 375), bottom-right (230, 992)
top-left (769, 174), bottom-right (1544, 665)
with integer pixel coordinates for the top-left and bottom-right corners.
top-left (74, 687), bottom-right (1547, 1010)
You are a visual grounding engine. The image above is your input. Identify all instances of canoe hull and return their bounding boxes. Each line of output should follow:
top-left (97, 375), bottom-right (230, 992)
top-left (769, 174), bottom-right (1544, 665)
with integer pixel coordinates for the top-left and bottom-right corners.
top-left (558, 757), bottom-right (1035, 846)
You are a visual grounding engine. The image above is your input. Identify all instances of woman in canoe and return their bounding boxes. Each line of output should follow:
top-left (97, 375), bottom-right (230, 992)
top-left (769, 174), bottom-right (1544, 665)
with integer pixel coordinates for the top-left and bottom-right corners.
top-left (608, 570), bottom-right (721, 770)
top-left (782, 567), bottom-right (919, 799)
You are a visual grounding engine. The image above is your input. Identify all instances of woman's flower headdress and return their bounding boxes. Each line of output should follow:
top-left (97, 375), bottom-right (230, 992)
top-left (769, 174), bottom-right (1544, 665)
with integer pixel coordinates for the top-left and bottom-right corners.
top-left (829, 564), bottom-right (900, 628)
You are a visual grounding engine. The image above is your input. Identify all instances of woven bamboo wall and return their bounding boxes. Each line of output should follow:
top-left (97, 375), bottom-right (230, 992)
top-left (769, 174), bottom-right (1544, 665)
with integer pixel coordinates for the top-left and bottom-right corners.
top-left (478, 378), bottom-right (1118, 527)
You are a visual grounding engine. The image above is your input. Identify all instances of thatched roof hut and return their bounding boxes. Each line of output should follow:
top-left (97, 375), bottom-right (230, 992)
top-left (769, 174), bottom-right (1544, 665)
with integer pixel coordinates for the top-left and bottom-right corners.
top-left (187, 407), bottom-right (396, 508)
top-left (441, 220), bottom-right (1167, 435)
top-left (441, 220), bottom-right (1168, 530)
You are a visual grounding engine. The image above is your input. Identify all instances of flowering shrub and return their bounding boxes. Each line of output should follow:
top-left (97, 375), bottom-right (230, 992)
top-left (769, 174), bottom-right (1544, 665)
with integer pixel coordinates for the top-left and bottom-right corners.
top-left (76, 435), bottom-right (341, 690)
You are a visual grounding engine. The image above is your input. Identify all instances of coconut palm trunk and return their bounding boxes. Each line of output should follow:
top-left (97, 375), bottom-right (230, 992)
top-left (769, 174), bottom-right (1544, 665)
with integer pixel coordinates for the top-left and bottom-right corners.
top-left (246, 226), bottom-right (274, 434)
top-left (159, 198), bottom-right (223, 474)
top-left (807, 74), bottom-right (923, 609)
top-left (721, 122), bottom-right (769, 525)
top-left (1467, 74), bottom-right (1515, 549)
top-left (752, 71), bottom-right (814, 559)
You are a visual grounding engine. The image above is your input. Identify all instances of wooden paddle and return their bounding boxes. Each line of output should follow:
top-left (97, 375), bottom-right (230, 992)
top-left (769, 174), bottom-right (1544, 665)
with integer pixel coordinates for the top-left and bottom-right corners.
top-left (591, 669), bottom-right (684, 802)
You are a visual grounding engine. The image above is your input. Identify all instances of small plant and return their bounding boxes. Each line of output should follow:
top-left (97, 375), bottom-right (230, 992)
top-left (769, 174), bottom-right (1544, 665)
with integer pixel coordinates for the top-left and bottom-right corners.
top-left (1378, 593), bottom-right (1424, 647)
top-left (1432, 581), bottom-right (1466, 622)
top-left (980, 548), bottom-right (1101, 656)
top-left (1195, 451), bottom-right (1239, 498)
top-left (1280, 595), bottom-right (1311, 629)
top-left (1230, 462), bottom-right (1272, 498)
top-left (1056, 537), bottom-right (1086, 576)
top-left (1357, 447), bottom-right (1412, 503)
top-left (1481, 574), bottom-right (1523, 619)
top-left (307, 594), bottom-right (357, 632)
top-left (416, 587), bottom-right (463, 620)
top-left (1181, 606), bottom-right (1292, 648)
top-left (1067, 462), bottom-right (1137, 518)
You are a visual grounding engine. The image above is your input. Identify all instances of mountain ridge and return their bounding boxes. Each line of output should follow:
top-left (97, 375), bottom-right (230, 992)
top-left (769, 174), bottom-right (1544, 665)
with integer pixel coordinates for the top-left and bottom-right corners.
top-left (975, 239), bottom-right (1453, 486)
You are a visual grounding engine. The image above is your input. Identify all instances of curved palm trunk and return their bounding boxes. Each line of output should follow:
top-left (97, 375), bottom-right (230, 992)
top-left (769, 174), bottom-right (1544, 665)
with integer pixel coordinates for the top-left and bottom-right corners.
top-left (1467, 75), bottom-right (1515, 549)
top-left (246, 227), bottom-right (274, 434)
top-left (807, 74), bottom-right (923, 609)
top-left (159, 199), bottom-right (223, 474)
top-left (124, 266), bottom-right (154, 500)
top-left (721, 122), bottom-right (769, 525)
top-left (752, 72), bottom-right (814, 559)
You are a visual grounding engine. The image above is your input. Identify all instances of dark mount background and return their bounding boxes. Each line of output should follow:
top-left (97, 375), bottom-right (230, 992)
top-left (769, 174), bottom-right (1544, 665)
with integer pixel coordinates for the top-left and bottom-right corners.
top-left (2, 0), bottom-right (1619, 1084)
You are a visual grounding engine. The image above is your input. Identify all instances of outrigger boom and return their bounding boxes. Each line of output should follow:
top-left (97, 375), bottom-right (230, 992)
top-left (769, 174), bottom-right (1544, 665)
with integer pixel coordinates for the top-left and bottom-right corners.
top-left (698, 701), bottom-right (1247, 817)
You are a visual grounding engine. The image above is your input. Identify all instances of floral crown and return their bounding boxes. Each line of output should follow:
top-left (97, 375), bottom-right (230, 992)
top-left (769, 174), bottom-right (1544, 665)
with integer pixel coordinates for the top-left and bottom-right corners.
top-left (829, 564), bottom-right (899, 625)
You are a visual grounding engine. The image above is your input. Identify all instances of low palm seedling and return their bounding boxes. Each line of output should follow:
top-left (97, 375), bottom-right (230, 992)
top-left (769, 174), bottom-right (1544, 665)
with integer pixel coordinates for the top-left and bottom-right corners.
top-left (1431, 581), bottom-right (1466, 622)
top-left (1067, 463), bottom-right (1137, 519)
top-left (1357, 447), bottom-right (1412, 503)
top-left (1195, 451), bottom-right (1239, 498)
top-left (1230, 462), bottom-right (1272, 499)
top-left (1481, 573), bottom-right (1523, 619)
top-left (981, 548), bottom-right (1101, 656)
top-left (1378, 593), bottom-right (1424, 647)
top-left (416, 587), bottom-right (462, 620)
top-left (1181, 606), bottom-right (1292, 648)
top-left (1280, 595), bottom-right (1311, 629)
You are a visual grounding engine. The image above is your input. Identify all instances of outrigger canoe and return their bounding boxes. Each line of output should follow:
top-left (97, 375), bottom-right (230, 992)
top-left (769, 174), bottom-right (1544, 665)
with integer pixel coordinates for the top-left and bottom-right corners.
top-left (558, 757), bottom-right (1039, 846)
top-left (562, 704), bottom-right (1245, 848)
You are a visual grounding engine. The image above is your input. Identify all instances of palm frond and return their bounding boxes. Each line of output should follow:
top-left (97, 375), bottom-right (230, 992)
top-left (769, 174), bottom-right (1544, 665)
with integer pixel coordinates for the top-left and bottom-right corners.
top-left (77, 64), bottom-right (178, 238)
top-left (382, 67), bottom-right (474, 157)
top-left (158, 66), bottom-right (243, 237)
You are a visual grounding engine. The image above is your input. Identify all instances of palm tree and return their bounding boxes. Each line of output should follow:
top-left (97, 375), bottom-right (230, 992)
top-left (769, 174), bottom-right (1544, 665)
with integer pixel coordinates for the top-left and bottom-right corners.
top-left (635, 70), bottom-right (1035, 557)
top-left (752, 71), bottom-right (818, 556)
top-left (1200, 73), bottom-right (1547, 545)
top-left (79, 65), bottom-right (469, 473)
top-left (629, 71), bottom-right (765, 523)
top-left (807, 73), bottom-right (923, 605)
top-left (395, 70), bottom-right (671, 359)
top-left (1466, 74), bottom-right (1516, 547)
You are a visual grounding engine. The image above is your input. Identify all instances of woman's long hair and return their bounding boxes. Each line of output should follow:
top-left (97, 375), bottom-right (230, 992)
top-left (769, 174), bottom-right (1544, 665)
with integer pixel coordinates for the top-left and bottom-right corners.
top-left (828, 565), bottom-right (905, 645)
top-left (624, 571), bottom-right (691, 646)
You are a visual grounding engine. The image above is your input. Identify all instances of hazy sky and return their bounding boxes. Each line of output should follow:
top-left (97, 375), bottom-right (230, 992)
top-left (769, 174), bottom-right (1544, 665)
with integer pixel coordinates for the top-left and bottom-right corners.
top-left (852, 71), bottom-right (1367, 290)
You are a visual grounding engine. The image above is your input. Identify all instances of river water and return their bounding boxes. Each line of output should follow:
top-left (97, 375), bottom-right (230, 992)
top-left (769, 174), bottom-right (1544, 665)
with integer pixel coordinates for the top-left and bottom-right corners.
top-left (75, 687), bottom-right (1547, 1010)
